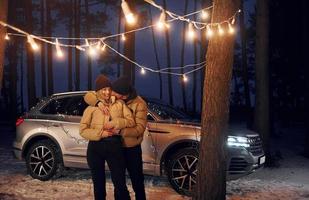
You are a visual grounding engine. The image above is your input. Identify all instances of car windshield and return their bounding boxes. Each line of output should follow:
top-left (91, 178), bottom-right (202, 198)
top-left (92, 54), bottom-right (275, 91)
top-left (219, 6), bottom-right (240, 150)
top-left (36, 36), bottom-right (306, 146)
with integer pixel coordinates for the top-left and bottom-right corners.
top-left (147, 102), bottom-right (191, 121)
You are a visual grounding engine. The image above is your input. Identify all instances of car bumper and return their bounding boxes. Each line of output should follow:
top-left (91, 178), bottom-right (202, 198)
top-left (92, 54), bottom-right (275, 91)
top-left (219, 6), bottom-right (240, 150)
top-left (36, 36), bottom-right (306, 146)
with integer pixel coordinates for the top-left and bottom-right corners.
top-left (227, 146), bottom-right (265, 180)
top-left (12, 141), bottom-right (23, 160)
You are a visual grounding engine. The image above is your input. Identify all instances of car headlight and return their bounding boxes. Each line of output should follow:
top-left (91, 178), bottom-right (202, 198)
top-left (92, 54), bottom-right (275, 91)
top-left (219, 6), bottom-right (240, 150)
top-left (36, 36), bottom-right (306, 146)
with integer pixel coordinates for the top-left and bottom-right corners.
top-left (227, 136), bottom-right (250, 147)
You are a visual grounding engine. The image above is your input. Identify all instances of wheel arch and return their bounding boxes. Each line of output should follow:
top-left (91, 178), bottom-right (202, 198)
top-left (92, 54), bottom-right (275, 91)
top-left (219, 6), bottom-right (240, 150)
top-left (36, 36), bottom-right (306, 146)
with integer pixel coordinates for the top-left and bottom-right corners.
top-left (22, 133), bottom-right (63, 159)
top-left (160, 139), bottom-right (199, 175)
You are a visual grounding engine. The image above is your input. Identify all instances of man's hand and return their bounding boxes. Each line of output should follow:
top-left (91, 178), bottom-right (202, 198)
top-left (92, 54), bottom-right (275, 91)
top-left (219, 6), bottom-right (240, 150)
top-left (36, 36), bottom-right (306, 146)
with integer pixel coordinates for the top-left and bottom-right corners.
top-left (104, 122), bottom-right (114, 130)
top-left (98, 102), bottom-right (110, 115)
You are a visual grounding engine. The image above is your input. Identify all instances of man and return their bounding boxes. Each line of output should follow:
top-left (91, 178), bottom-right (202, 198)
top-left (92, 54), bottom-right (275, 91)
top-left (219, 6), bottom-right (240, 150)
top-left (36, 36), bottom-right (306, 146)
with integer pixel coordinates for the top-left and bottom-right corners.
top-left (84, 76), bottom-right (147, 200)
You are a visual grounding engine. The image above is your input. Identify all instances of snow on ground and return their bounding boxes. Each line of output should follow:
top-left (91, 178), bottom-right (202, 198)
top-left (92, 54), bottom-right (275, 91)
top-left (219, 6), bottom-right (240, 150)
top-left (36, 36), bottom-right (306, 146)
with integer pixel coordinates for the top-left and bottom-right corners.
top-left (0, 125), bottom-right (309, 199)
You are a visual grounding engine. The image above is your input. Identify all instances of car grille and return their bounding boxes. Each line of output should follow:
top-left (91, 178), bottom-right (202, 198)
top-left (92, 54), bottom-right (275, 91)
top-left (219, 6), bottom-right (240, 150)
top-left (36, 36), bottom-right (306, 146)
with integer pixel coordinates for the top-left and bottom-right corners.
top-left (228, 157), bottom-right (248, 174)
top-left (247, 136), bottom-right (264, 156)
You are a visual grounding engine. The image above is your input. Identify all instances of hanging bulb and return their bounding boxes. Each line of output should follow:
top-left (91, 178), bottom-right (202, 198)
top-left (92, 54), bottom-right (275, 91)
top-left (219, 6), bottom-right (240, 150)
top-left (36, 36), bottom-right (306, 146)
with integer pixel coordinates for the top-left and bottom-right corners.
top-left (88, 46), bottom-right (97, 57)
top-left (55, 38), bottom-right (63, 58)
top-left (206, 25), bottom-right (213, 38)
top-left (183, 74), bottom-right (188, 82)
top-left (200, 10), bottom-right (209, 20)
top-left (96, 41), bottom-right (101, 50)
top-left (76, 46), bottom-right (86, 51)
top-left (101, 43), bottom-right (106, 51)
top-left (218, 24), bottom-right (224, 36)
top-left (228, 23), bottom-right (235, 34)
top-left (85, 39), bottom-right (90, 46)
top-left (187, 22), bottom-right (196, 40)
top-left (27, 35), bottom-right (39, 51)
top-left (121, 34), bottom-right (126, 41)
top-left (231, 17), bottom-right (236, 25)
top-left (121, 0), bottom-right (136, 25)
top-left (141, 67), bottom-right (146, 75)
top-left (4, 33), bottom-right (10, 40)
top-left (156, 11), bottom-right (167, 30)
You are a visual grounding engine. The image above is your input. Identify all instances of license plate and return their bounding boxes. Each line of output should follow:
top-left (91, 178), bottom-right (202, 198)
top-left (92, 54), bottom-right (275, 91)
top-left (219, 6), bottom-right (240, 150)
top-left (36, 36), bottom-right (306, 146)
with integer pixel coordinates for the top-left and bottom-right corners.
top-left (259, 155), bottom-right (266, 165)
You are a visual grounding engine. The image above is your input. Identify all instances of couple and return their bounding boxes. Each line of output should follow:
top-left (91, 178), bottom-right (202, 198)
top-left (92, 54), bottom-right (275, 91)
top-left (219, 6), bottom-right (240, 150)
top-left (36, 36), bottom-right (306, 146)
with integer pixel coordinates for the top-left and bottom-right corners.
top-left (79, 75), bottom-right (147, 200)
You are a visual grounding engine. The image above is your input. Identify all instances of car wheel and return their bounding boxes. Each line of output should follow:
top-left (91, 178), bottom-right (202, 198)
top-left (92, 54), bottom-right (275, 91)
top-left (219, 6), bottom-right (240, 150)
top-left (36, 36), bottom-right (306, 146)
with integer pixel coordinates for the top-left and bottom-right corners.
top-left (26, 140), bottom-right (63, 181)
top-left (167, 148), bottom-right (199, 196)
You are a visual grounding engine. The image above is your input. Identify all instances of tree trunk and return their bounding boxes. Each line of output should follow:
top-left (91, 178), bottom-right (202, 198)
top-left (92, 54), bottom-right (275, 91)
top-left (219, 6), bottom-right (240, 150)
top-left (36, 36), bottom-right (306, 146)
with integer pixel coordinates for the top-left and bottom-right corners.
top-left (85, 0), bottom-right (92, 90)
top-left (123, 0), bottom-right (136, 85)
top-left (239, 0), bottom-right (251, 127)
top-left (180, 0), bottom-right (188, 111)
top-left (148, 6), bottom-right (163, 99)
top-left (74, 0), bottom-right (81, 91)
top-left (24, 0), bottom-right (36, 109)
top-left (40, 0), bottom-right (46, 97)
top-left (46, 0), bottom-right (53, 95)
top-left (195, 0), bottom-right (239, 199)
top-left (0, 0), bottom-right (8, 90)
top-left (254, 0), bottom-right (270, 161)
top-left (162, 0), bottom-right (173, 106)
top-left (68, 0), bottom-right (73, 91)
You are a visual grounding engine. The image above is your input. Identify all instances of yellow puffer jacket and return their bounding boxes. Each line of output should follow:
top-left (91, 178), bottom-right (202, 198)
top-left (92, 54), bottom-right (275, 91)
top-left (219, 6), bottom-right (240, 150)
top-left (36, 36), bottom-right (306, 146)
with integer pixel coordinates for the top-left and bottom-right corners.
top-left (80, 96), bottom-right (135, 141)
top-left (84, 91), bottom-right (147, 147)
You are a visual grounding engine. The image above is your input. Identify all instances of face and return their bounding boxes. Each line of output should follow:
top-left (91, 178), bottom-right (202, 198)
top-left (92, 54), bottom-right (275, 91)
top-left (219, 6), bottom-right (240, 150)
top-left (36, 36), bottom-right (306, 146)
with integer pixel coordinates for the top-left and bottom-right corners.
top-left (98, 87), bottom-right (112, 100)
top-left (112, 91), bottom-right (128, 100)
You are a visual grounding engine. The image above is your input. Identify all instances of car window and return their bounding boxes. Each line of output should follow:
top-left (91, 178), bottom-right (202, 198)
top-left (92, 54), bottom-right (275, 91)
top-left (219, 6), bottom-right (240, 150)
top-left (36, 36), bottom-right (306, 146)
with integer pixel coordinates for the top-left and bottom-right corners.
top-left (147, 102), bottom-right (191, 121)
top-left (41, 95), bottom-right (88, 116)
top-left (147, 113), bottom-right (155, 121)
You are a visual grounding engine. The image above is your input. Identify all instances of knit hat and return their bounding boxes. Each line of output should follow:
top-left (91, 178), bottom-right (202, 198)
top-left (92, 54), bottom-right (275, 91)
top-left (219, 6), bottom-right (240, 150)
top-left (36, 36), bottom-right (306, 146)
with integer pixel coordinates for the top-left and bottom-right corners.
top-left (95, 75), bottom-right (112, 91)
top-left (112, 76), bottom-right (132, 95)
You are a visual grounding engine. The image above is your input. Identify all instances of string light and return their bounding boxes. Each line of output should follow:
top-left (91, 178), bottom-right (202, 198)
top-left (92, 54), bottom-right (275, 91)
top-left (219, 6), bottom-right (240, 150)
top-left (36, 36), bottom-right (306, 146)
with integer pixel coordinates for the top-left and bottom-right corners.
top-left (218, 24), bottom-right (224, 36)
top-left (187, 22), bottom-right (196, 40)
top-left (4, 33), bottom-right (10, 40)
top-left (141, 67), bottom-right (146, 75)
top-left (55, 38), bottom-right (63, 58)
top-left (121, 33), bottom-right (126, 41)
top-left (183, 74), bottom-right (188, 82)
top-left (96, 41), bottom-right (101, 50)
top-left (206, 25), bottom-right (213, 38)
top-left (156, 11), bottom-right (168, 30)
top-left (101, 43), bottom-right (106, 51)
top-left (27, 35), bottom-right (39, 51)
top-left (228, 23), bottom-right (235, 34)
top-left (200, 10), bottom-right (209, 20)
top-left (121, 0), bottom-right (136, 25)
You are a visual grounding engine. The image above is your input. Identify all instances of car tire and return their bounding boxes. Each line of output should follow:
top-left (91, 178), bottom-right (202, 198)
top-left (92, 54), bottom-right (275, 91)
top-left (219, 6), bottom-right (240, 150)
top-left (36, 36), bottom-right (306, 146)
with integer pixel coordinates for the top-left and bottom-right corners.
top-left (167, 148), bottom-right (199, 196)
top-left (26, 140), bottom-right (63, 181)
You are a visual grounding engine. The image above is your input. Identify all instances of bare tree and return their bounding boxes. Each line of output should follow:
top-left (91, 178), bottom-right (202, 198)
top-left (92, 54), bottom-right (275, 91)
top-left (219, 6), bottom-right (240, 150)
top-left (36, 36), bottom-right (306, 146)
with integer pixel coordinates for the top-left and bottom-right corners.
top-left (195, 0), bottom-right (240, 199)
top-left (0, 0), bottom-right (8, 90)
top-left (254, 0), bottom-right (270, 160)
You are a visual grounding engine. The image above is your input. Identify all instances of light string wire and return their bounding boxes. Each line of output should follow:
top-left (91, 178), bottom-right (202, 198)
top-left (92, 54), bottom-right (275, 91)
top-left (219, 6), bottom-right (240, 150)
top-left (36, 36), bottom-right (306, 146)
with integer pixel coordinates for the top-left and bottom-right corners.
top-left (0, 1), bottom-right (240, 78)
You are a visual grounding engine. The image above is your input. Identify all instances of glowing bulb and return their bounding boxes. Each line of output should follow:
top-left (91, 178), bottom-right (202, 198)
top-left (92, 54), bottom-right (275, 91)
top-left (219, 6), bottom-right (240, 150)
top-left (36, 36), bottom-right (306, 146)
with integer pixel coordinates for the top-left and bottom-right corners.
top-left (156, 11), bottom-right (167, 31)
top-left (55, 38), bottom-right (63, 58)
top-left (4, 33), bottom-right (10, 40)
top-left (228, 23), bottom-right (235, 34)
top-left (27, 35), bottom-right (39, 51)
top-left (85, 39), bottom-right (90, 46)
top-left (121, 34), bottom-right (126, 41)
top-left (187, 23), bottom-right (196, 40)
top-left (201, 10), bottom-right (209, 20)
top-left (183, 74), bottom-right (188, 82)
top-left (96, 41), bottom-right (101, 50)
top-left (231, 17), bottom-right (236, 25)
top-left (218, 24), bottom-right (224, 36)
top-left (101, 44), bottom-right (106, 51)
top-left (141, 68), bottom-right (146, 75)
top-left (76, 46), bottom-right (86, 51)
top-left (121, 0), bottom-right (136, 25)
top-left (206, 26), bottom-right (213, 38)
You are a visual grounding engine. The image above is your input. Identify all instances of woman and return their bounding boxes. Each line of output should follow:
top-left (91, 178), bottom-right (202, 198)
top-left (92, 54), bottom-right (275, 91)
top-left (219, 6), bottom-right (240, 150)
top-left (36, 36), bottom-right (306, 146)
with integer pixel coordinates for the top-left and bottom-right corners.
top-left (80, 75), bottom-right (134, 200)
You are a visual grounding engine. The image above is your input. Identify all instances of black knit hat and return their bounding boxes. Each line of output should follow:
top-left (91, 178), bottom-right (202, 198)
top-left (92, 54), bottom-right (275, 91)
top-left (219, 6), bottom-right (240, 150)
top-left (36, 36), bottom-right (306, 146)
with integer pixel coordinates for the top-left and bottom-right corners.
top-left (112, 76), bottom-right (132, 95)
top-left (95, 75), bottom-right (111, 91)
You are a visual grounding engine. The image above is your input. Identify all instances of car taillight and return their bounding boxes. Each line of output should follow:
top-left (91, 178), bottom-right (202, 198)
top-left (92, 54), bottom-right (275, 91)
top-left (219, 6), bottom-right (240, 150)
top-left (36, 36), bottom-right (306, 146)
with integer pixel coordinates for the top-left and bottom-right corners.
top-left (16, 118), bottom-right (24, 127)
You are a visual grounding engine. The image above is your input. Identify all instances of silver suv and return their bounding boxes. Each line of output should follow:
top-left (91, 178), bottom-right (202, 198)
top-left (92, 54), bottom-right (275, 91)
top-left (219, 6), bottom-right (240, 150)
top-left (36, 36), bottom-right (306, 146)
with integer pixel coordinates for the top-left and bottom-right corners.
top-left (13, 91), bottom-right (265, 195)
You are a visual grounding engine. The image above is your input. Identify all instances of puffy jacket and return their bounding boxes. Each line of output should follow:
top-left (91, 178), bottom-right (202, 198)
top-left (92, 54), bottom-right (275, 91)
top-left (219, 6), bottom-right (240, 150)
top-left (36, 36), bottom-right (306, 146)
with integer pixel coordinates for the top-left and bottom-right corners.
top-left (80, 96), bottom-right (135, 141)
top-left (84, 91), bottom-right (147, 147)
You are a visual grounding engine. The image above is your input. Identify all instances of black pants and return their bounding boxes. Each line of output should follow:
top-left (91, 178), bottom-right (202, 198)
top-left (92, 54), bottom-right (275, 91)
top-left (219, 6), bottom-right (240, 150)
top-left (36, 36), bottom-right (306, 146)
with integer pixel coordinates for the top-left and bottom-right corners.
top-left (87, 137), bottom-right (130, 200)
top-left (123, 145), bottom-right (146, 200)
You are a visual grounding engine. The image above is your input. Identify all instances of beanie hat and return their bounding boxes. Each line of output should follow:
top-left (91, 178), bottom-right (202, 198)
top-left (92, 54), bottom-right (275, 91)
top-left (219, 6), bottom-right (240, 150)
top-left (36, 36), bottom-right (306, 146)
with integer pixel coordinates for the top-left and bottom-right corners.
top-left (95, 75), bottom-right (112, 91)
top-left (112, 76), bottom-right (132, 95)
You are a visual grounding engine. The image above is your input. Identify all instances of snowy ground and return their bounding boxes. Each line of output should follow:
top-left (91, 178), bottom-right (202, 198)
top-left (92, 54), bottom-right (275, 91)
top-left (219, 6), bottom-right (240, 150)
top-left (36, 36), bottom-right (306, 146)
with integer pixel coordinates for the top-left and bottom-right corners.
top-left (0, 124), bottom-right (309, 200)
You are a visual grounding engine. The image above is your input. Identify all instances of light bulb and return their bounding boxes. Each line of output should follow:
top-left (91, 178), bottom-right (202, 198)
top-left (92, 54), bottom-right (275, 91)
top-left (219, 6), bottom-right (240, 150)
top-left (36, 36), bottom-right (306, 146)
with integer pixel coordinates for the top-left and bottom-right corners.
top-left (96, 41), bottom-right (101, 50)
top-left (141, 68), bottom-right (146, 75)
top-left (228, 23), bottom-right (235, 34)
top-left (4, 33), bottom-right (10, 40)
top-left (101, 44), bottom-right (106, 51)
top-left (121, 34), bottom-right (126, 41)
top-left (27, 35), bottom-right (39, 51)
top-left (201, 10), bottom-right (209, 20)
top-left (55, 38), bottom-right (63, 58)
top-left (218, 24), bottom-right (224, 36)
top-left (206, 26), bottom-right (213, 38)
top-left (183, 74), bottom-right (188, 82)
top-left (187, 23), bottom-right (196, 40)
top-left (156, 11), bottom-right (167, 31)
top-left (121, 0), bottom-right (136, 25)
